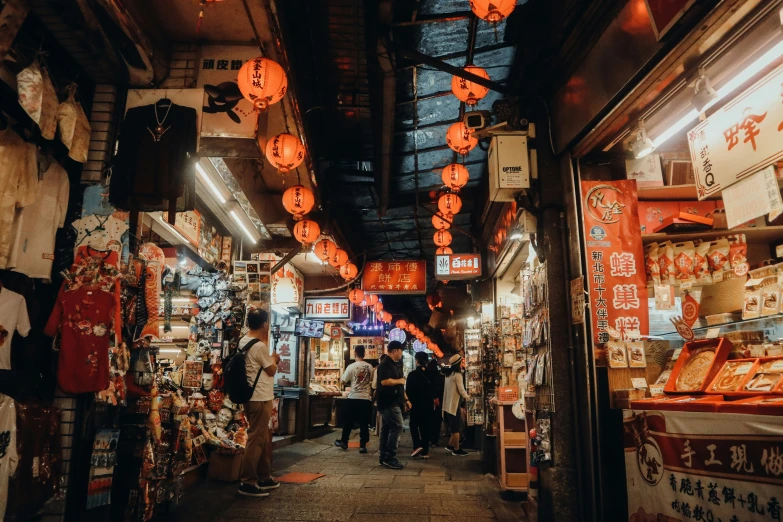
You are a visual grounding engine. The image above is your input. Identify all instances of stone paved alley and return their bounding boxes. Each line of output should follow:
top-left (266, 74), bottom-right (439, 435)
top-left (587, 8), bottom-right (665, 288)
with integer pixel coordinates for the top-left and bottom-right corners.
top-left (166, 432), bottom-right (527, 522)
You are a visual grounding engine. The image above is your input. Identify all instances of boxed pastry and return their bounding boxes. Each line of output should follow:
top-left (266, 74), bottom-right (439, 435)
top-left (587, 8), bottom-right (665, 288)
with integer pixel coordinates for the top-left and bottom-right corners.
top-left (607, 341), bottom-right (628, 368)
top-left (627, 341), bottom-right (647, 368)
top-left (742, 357), bottom-right (783, 393)
top-left (630, 395), bottom-right (724, 412)
top-left (664, 338), bottom-right (732, 394)
top-left (706, 359), bottom-right (756, 395)
top-left (716, 396), bottom-right (783, 415)
top-left (637, 201), bottom-right (679, 234)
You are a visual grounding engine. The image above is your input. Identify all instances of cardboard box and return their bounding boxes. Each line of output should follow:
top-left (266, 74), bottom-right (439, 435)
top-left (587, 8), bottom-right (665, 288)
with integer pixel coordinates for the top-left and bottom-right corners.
top-left (626, 154), bottom-right (664, 187)
top-left (664, 338), bottom-right (732, 395)
top-left (208, 451), bottom-right (243, 482)
top-left (651, 212), bottom-right (714, 234)
top-left (637, 201), bottom-right (679, 234)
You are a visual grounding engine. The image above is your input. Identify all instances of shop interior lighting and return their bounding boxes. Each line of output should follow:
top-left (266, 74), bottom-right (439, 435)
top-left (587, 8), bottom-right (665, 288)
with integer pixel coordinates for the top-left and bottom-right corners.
top-left (508, 225), bottom-right (523, 240)
top-left (652, 39), bottom-right (783, 148)
top-left (691, 69), bottom-right (718, 112)
top-left (630, 124), bottom-right (655, 159)
top-left (158, 297), bottom-right (196, 304)
top-left (196, 161), bottom-right (227, 204)
top-left (229, 207), bottom-right (260, 244)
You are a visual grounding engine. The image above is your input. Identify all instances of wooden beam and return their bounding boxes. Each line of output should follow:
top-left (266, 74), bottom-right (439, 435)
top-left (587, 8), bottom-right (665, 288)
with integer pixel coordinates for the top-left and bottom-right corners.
top-left (0, 0), bottom-right (30, 62)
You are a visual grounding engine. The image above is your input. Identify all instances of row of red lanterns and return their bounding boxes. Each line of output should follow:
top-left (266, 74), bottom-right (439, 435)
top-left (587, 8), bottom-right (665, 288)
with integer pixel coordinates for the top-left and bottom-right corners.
top-left (348, 289), bottom-right (391, 323)
top-left (395, 320), bottom-right (443, 358)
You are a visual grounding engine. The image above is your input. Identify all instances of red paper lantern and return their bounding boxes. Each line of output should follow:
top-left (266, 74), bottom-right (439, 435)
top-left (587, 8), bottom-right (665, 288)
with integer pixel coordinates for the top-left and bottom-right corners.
top-left (416, 332), bottom-right (425, 341)
top-left (314, 238), bottom-right (337, 262)
top-left (396, 320), bottom-right (408, 329)
top-left (365, 294), bottom-right (379, 306)
top-left (237, 57), bottom-right (288, 110)
top-left (340, 262), bottom-right (358, 280)
top-left (442, 163), bottom-right (469, 192)
top-left (348, 288), bottom-right (365, 304)
top-left (374, 302), bottom-right (384, 314)
top-left (438, 193), bottom-right (463, 215)
top-left (266, 133), bottom-right (305, 173)
top-left (406, 324), bottom-right (415, 333)
top-left (383, 312), bottom-right (392, 323)
top-left (329, 248), bottom-right (349, 268)
top-left (432, 212), bottom-right (452, 230)
top-left (293, 219), bottom-right (320, 245)
top-left (469, 0), bottom-right (516, 23)
top-left (446, 122), bottom-right (477, 155)
top-left (451, 66), bottom-right (490, 106)
top-left (434, 230), bottom-right (453, 247)
top-left (281, 184), bottom-right (315, 220)
top-left (436, 246), bottom-right (453, 255)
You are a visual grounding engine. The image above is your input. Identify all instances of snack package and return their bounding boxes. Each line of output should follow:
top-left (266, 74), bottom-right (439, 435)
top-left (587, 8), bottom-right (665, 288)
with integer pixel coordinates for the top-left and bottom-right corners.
top-left (728, 234), bottom-right (748, 273)
top-left (767, 345), bottom-right (783, 357)
top-left (673, 241), bottom-right (696, 285)
top-left (627, 341), bottom-right (647, 368)
top-left (607, 341), bottom-right (629, 368)
top-left (743, 359), bottom-right (783, 392)
top-left (644, 243), bottom-right (661, 285)
top-left (761, 281), bottom-right (781, 316)
top-left (743, 287), bottom-right (762, 320)
top-left (658, 241), bottom-right (675, 285)
top-left (709, 360), bottom-right (754, 393)
top-left (693, 241), bottom-right (712, 285)
top-left (707, 238), bottom-right (731, 282)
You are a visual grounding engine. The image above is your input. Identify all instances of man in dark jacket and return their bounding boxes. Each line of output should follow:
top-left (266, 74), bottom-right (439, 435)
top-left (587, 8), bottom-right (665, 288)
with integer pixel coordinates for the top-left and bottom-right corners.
top-left (426, 358), bottom-right (444, 447)
top-left (407, 352), bottom-right (434, 459)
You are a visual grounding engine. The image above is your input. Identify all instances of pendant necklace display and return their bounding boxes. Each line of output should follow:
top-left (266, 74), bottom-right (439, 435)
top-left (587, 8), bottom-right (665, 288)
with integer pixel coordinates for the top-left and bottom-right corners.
top-left (147, 102), bottom-right (172, 142)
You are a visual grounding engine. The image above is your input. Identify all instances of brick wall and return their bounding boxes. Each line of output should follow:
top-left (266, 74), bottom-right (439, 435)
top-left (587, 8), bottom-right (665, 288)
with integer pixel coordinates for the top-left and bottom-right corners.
top-left (160, 43), bottom-right (199, 89)
top-left (81, 84), bottom-right (116, 183)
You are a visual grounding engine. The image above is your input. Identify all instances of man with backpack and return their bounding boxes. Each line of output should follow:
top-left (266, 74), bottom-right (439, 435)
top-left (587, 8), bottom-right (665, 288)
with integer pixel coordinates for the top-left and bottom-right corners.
top-left (234, 307), bottom-right (280, 497)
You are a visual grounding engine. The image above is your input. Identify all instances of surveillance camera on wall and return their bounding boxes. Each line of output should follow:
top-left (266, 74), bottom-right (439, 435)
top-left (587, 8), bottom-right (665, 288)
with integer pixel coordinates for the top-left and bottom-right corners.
top-left (463, 110), bottom-right (493, 131)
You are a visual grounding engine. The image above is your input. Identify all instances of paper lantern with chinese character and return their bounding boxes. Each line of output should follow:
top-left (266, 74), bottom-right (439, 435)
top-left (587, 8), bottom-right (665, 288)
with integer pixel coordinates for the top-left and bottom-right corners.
top-left (340, 262), bottom-right (358, 281)
top-left (266, 133), bottom-right (305, 173)
top-left (446, 122), bottom-right (477, 155)
top-left (365, 294), bottom-right (379, 306)
top-left (282, 184), bottom-right (314, 220)
top-left (442, 163), bottom-right (469, 192)
top-left (434, 230), bottom-right (452, 247)
top-left (273, 276), bottom-right (298, 306)
top-left (432, 212), bottom-right (452, 230)
top-left (293, 219), bottom-right (320, 245)
top-left (438, 193), bottom-right (463, 215)
top-left (396, 319), bottom-right (408, 329)
top-left (451, 66), bottom-right (490, 106)
top-left (314, 238), bottom-right (337, 262)
top-left (469, 0), bottom-right (516, 23)
top-left (436, 246), bottom-right (453, 255)
top-left (237, 57), bottom-right (288, 110)
top-left (328, 248), bottom-right (349, 268)
top-left (348, 288), bottom-right (365, 304)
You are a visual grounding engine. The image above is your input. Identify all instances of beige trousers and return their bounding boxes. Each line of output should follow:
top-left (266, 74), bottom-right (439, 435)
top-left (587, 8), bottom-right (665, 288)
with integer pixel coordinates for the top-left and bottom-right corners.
top-left (240, 400), bottom-right (274, 484)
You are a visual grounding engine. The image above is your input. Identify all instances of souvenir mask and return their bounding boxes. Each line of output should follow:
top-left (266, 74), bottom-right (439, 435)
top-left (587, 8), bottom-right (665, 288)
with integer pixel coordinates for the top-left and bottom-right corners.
top-left (221, 298), bottom-right (233, 311)
top-left (204, 412), bottom-right (217, 432)
top-left (196, 280), bottom-right (215, 297)
top-left (197, 296), bottom-right (215, 309)
top-left (217, 407), bottom-right (232, 428)
top-left (222, 397), bottom-right (237, 410)
top-left (208, 389), bottom-right (225, 412)
top-left (202, 373), bottom-right (214, 391)
top-left (189, 392), bottom-right (206, 411)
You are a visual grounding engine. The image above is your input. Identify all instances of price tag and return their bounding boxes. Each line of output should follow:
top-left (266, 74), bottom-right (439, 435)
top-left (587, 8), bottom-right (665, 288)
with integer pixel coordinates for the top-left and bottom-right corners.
top-left (722, 166), bottom-right (783, 228)
top-left (649, 384), bottom-right (665, 397)
top-left (771, 360), bottom-right (783, 371)
top-left (735, 362), bottom-right (754, 375)
top-left (631, 377), bottom-right (648, 389)
top-left (776, 244), bottom-right (783, 258)
top-left (672, 348), bottom-right (682, 361)
top-left (705, 327), bottom-right (721, 339)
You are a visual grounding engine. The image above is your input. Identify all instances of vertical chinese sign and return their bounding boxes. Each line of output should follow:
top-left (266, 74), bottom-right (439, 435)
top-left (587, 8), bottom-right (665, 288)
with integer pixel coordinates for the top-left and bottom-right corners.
top-left (581, 180), bottom-right (649, 345)
top-left (362, 260), bottom-right (427, 294)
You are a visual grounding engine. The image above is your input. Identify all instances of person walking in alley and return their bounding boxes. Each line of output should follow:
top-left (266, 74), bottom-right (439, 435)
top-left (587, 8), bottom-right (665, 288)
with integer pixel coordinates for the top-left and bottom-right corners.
top-left (372, 353), bottom-right (387, 435)
top-left (426, 358), bottom-right (444, 447)
top-left (406, 351), bottom-right (434, 459)
top-left (442, 354), bottom-right (470, 456)
top-left (376, 341), bottom-right (410, 469)
top-left (335, 345), bottom-right (373, 453)
top-left (238, 308), bottom-right (281, 497)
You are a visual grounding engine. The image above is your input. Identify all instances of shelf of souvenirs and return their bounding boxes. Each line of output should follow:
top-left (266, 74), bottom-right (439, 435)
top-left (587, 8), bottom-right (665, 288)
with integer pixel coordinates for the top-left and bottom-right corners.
top-left (642, 225), bottom-right (783, 245)
top-left (637, 179), bottom-right (783, 201)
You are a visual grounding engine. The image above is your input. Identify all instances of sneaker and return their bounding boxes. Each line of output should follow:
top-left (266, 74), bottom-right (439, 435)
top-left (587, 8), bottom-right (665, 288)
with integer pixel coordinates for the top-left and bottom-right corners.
top-left (452, 448), bottom-right (469, 456)
top-left (445, 445), bottom-right (455, 452)
top-left (238, 483), bottom-right (270, 497)
top-left (257, 478), bottom-right (280, 490)
top-left (381, 459), bottom-right (404, 470)
top-left (359, 446), bottom-right (368, 454)
top-left (411, 447), bottom-right (423, 458)
top-left (334, 440), bottom-right (348, 450)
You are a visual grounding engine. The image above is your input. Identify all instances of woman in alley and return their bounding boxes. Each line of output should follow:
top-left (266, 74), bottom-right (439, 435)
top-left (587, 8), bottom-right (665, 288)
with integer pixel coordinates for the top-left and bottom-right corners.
top-left (442, 354), bottom-right (469, 456)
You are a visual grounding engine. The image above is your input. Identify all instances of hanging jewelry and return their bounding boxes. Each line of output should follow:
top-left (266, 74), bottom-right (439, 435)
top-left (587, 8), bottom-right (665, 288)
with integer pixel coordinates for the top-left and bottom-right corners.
top-left (147, 102), bottom-right (173, 142)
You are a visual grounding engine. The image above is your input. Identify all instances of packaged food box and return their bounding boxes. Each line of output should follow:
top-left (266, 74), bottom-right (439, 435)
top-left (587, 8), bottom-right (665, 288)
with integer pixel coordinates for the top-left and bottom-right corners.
top-left (607, 341), bottom-right (628, 368)
top-left (706, 359), bottom-right (756, 395)
top-left (638, 201), bottom-right (679, 234)
top-left (651, 212), bottom-right (714, 234)
top-left (742, 357), bottom-right (783, 393)
top-left (664, 338), bottom-right (732, 395)
top-left (678, 201), bottom-right (716, 218)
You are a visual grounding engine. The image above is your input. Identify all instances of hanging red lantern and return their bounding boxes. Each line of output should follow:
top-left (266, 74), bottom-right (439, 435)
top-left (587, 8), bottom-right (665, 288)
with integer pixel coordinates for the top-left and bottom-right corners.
top-left (432, 212), bottom-right (452, 230)
top-left (266, 133), bottom-right (305, 173)
top-left (383, 312), bottom-right (392, 323)
top-left (469, 0), bottom-right (516, 23)
top-left (293, 219), bottom-right (320, 245)
top-left (237, 57), bottom-right (288, 110)
top-left (451, 66), bottom-right (490, 106)
top-left (442, 163), bottom-right (469, 192)
top-left (416, 332), bottom-right (425, 341)
top-left (314, 238), bottom-right (337, 262)
top-left (436, 246), bottom-right (453, 255)
top-left (281, 184), bottom-right (315, 220)
top-left (433, 230), bottom-right (453, 247)
top-left (329, 248), bottom-right (349, 268)
top-left (396, 319), bottom-right (408, 329)
top-left (340, 262), bottom-right (358, 280)
top-left (365, 294), bottom-right (379, 306)
top-left (446, 122), bottom-right (477, 155)
top-left (348, 288), bottom-right (365, 304)
top-left (438, 193), bottom-right (463, 215)
top-left (374, 302), bottom-right (384, 314)
top-left (406, 324), bottom-right (415, 333)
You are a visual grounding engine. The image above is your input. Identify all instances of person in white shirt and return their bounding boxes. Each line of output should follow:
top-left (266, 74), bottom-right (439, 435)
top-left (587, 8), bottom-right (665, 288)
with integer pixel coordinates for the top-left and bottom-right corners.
top-left (335, 345), bottom-right (373, 453)
top-left (442, 354), bottom-right (470, 456)
top-left (238, 308), bottom-right (281, 498)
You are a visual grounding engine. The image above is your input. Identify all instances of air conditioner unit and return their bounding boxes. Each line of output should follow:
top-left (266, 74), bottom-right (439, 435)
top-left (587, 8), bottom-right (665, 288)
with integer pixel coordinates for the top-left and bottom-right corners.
top-left (488, 133), bottom-right (530, 202)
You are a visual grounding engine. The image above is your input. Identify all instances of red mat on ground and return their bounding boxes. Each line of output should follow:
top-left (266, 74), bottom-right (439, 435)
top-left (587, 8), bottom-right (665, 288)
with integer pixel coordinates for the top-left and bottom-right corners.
top-left (347, 442), bottom-right (362, 448)
top-left (275, 472), bottom-right (325, 484)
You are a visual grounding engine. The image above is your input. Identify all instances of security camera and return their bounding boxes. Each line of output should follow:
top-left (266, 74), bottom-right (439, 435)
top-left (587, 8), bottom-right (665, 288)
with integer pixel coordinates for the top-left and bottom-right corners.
top-left (463, 110), bottom-right (493, 131)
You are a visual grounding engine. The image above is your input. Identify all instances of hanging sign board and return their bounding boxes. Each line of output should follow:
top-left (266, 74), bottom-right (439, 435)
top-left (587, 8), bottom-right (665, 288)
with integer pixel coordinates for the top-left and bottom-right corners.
top-left (171, 210), bottom-right (201, 246)
top-left (304, 297), bottom-right (351, 320)
top-left (435, 254), bottom-right (482, 280)
top-left (362, 260), bottom-right (426, 294)
top-left (720, 166), bottom-right (783, 228)
top-left (349, 336), bottom-right (383, 359)
top-left (570, 276), bottom-right (585, 325)
top-left (688, 61), bottom-right (783, 200)
top-left (581, 180), bottom-right (649, 345)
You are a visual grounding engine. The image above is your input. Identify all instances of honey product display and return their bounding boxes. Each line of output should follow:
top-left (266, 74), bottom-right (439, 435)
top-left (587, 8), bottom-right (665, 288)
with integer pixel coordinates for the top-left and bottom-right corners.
top-left (664, 338), bottom-right (732, 395)
top-left (708, 359), bottom-right (755, 393)
top-left (607, 341), bottom-right (628, 368)
top-left (742, 358), bottom-right (783, 392)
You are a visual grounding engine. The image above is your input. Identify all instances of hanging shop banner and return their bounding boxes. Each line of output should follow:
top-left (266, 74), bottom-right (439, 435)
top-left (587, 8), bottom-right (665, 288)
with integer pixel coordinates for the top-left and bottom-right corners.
top-left (581, 180), bottom-right (649, 345)
top-left (362, 260), bottom-right (426, 294)
top-left (273, 331), bottom-right (296, 384)
top-left (435, 253), bottom-right (482, 280)
top-left (624, 409), bottom-right (783, 522)
top-left (350, 336), bottom-right (384, 359)
top-left (645, 0), bottom-right (696, 40)
top-left (305, 297), bottom-right (351, 320)
top-left (688, 62), bottom-right (783, 200)
top-left (271, 263), bottom-right (305, 309)
top-left (171, 210), bottom-right (201, 246)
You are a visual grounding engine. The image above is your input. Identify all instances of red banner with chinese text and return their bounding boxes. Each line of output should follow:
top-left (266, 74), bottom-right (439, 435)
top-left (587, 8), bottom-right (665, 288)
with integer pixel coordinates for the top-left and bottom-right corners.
top-left (581, 180), bottom-right (649, 344)
top-left (362, 260), bottom-right (426, 294)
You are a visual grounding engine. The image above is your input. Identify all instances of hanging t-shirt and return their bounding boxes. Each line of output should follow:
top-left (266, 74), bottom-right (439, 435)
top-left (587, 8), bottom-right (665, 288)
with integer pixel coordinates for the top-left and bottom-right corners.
top-left (0, 393), bottom-right (18, 521)
top-left (71, 214), bottom-right (129, 254)
top-left (0, 128), bottom-right (39, 269)
top-left (0, 288), bottom-right (31, 370)
top-left (8, 161), bottom-right (70, 280)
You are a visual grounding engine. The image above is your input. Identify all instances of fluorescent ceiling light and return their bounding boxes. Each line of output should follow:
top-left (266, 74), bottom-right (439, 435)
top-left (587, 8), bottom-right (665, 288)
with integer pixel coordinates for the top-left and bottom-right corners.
top-left (159, 348), bottom-right (183, 354)
top-left (230, 209), bottom-right (259, 244)
top-left (196, 161), bottom-right (227, 204)
top-left (652, 39), bottom-right (783, 148)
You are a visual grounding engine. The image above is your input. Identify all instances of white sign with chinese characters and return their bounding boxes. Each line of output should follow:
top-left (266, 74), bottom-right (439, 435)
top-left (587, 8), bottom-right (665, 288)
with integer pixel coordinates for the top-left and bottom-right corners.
top-left (721, 166), bottom-right (783, 228)
top-left (688, 62), bottom-right (783, 200)
top-left (304, 297), bottom-right (351, 320)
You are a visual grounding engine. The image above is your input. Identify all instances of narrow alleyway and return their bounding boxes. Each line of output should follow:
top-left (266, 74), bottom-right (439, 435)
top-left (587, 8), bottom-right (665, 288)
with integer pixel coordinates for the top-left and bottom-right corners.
top-left (167, 432), bottom-right (527, 522)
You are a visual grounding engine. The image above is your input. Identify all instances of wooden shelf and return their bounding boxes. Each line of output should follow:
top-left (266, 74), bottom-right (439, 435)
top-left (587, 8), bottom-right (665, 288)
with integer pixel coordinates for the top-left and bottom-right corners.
top-left (315, 366), bottom-right (341, 370)
top-left (642, 225), bottom-right (783, 245)
top-left (638, 180), bottom-right (783, 201)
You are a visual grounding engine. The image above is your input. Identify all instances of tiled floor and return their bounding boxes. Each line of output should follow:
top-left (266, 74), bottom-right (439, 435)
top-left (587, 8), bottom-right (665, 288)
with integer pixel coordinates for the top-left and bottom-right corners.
top-left (166, 430), bottom-right (527, 522)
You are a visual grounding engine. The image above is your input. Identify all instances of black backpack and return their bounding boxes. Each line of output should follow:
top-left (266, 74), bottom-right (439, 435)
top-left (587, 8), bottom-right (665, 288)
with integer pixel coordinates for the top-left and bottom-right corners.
top-left (224, 338), bottom-right (262, 404)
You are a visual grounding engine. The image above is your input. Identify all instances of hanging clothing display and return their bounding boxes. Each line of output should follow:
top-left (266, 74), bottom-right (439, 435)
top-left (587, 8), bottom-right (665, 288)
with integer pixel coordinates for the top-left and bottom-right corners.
top-left (72, 214), bottom-right (129, 254)
top-left (56, 84), bottom-right (91, 163)
top-left (0, 128), bottom-right (39, 269)
top-left (0, 287), bottom-right (31, 370)
top-left (0, 393), bottom-right (18, 521)
top-left (110, 102), bottom-right (197, 215)
top-left (8, 159), bottom-right (70, 280)
top-left (16, 60), bottom-right (58, 141)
